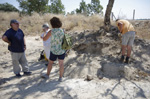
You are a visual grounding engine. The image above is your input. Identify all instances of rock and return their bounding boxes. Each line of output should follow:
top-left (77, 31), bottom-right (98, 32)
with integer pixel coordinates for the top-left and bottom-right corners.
top-left (135, 75), bottom-right (139, 78)
top-left (101, 63), bottom-right (125, 78)
top-left (106, 33), bottom-right (113, 37)
top-left (98, 29), bottom-right (105, 36)
top-left (116, 49), bottom-right (121, 54)
top-left (87, 75), bottom-right (93, 81)
top-left (69, 64), bottom-right (73, 67)
top-left (35, 37), bottom-right (40, 41)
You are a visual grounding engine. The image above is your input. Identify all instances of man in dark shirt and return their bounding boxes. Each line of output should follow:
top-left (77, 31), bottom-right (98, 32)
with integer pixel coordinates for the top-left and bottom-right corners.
top-left (2, 19), bottom-right (31, 77)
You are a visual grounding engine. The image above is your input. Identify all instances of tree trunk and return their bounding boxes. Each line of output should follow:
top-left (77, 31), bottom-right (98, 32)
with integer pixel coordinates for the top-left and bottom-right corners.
top-left (104, 0), bottom-right (115, 32)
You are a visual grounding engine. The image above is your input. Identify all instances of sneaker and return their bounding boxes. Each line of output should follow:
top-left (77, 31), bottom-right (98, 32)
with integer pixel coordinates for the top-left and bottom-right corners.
top-left (24, 72), bottom-right (32, 75)
top-left (16, 73), bottom-right (22, 77)
top-left (58, 77), bottom-right (63, 82)
top-left (41, 74), bottom-right (49, 79)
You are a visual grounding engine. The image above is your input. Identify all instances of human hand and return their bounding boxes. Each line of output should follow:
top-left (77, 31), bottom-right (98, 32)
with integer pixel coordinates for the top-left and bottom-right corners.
top-left (24, 45), bottom-right (26, 50)
top-left (8, 42), bottom-right (11, 46)
top-left (118, 33), bottom-right (122, 38)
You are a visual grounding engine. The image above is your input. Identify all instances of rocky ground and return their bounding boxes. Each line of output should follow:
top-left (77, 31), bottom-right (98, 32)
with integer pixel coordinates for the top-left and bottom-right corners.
top-left (0, 28), bottom-right (150, 99)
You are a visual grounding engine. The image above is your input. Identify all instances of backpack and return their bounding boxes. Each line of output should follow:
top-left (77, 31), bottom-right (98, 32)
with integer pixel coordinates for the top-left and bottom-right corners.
top-left (62, 33), bottom-right (73, 50)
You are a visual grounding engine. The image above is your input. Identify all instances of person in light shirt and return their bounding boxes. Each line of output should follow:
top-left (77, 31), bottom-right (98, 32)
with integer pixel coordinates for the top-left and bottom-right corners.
top-left (41, 23), bottom-right (51, 61)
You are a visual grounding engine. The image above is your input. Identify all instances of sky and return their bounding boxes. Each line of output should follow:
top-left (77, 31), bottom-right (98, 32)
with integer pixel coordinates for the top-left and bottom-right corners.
top-left (0, 0), bottom-right (150, 19)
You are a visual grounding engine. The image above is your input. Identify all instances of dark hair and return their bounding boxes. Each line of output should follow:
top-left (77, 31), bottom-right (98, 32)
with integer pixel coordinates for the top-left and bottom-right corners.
top-left (50, 17), bottom-right (62, 28)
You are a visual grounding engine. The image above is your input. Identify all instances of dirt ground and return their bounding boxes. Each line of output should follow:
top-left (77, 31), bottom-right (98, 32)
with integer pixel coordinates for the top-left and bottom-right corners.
top-left (0, 29), bottom-right (150, 99)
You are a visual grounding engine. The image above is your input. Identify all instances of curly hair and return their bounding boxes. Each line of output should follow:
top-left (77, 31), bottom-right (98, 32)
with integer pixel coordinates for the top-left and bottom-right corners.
top-left (50, 17), bottom-right (62, 28)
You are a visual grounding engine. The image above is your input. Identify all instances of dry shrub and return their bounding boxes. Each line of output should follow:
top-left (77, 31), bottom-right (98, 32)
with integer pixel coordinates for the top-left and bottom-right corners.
top-left (0, 12), bottom-right (150, 40)
top-left (0, 12), bottom-right (104, 36)
top-left (62, 14), bottom-right (104, 31)
top-left (130, 20), bottom-right (150, 40)
top-left (19, 13), bottom-right (44, 35)
top-left (0, 12), bottom-right (20, 33)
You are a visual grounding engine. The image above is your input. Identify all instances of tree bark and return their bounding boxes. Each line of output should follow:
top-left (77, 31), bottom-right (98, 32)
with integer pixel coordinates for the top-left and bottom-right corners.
top-left (104, 0), bottom-right (115, 32)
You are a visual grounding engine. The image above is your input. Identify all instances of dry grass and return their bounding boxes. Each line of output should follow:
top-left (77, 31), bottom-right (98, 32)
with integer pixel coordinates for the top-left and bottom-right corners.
top-left (130, 20), bottom-right (150, 40)
top-left (0, 12), bottom-right (150, 40)
top-left (0, 12), bottom-right (104, 36)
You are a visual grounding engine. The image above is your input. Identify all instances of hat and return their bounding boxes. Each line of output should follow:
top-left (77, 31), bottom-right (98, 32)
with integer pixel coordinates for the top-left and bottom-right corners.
top-left (42, 23), bottom-right (49, 28)
top-left (10, 19), bottom-right (19, 25)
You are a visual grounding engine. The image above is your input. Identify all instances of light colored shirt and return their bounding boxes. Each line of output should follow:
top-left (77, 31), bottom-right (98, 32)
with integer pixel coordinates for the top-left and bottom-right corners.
top-left (50, 28), bottom-right (65, 55)
top-left (41, 29), bottom-right (51, 46)
top-left (116, 20), bottom-right (135, 34)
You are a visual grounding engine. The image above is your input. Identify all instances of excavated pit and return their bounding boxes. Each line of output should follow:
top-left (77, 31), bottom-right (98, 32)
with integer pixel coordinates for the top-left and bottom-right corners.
top-left (64, 28), bottom-right (150, 81)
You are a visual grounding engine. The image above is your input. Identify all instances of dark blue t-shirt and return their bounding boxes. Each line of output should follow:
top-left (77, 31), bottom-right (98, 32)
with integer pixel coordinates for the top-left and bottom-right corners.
top-left (3, 28), bottom-right (25, 52)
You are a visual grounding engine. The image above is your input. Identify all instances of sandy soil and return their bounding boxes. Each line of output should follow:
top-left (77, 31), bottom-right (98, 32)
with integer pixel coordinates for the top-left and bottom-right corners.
top-left (0, 30), bottom-right (150, 99)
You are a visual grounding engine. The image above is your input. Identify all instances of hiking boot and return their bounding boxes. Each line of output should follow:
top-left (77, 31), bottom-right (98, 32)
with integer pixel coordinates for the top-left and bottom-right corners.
top-left (125, 57), bottom-right (130, 64)
top-left (58, 77), bottom-right (63, 82)
top-left (24, 72), bottom-right (32, 75)
top-left (41, 74), bottom-right (49, 79)
top-left (16, 73), bottom-right (22, 77)
top-left (120, 55), bottom-right (125, 63)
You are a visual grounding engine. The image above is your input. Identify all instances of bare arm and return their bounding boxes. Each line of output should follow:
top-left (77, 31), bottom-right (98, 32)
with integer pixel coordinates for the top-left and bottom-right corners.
top-left (43, 30), bottom-right (51, 41)
top-left (40, 33), bottom-right (44, 39)
top-left (24, 37), bottom-right (26, 46)
top-left (118, 22), bottom-right (123, 33)
top-left (24, 37), bottom-right (26, 50)
top-left (2, 35), bottom-right (11, 45)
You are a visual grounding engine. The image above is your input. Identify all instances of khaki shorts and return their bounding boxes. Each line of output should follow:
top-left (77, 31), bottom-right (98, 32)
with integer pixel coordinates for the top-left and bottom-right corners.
top-left (122, 31), bottom-right (135, 46)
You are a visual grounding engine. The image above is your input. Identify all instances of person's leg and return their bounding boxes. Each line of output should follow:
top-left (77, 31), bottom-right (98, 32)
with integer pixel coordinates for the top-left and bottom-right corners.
top-left (58, 53), bottom-right (65, 81)
top-left (127, 45), bottom-right (132, 57)
top-left (122, 45), bottom-right (127, 56)
top-left (125, 31), bottom-right (135, 63)
top-left (125, 45), bottom-right (132, 63)
top-left (41, 52), bottom-right (56, 79)
top-left (127, 31), bottom-right (135, 57)
top-left (120, 45), bottom-right (126, 62)
top-left (58, 59), bottom-right (64, 78)
top-left (10, 52), bottom-right (21, 75)
top-left (19, 52), bottom-right (29, 73)
top-left (47, 60), bottom-right (54, 75)
top-left (121, 33), bottom-right (129, 62)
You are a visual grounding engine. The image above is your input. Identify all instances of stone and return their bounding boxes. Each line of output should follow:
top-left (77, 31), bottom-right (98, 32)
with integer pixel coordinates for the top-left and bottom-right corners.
top-left (101, 63), bottom-right (125, 78)
top-left (87, 75), bottom-right (93, 81)
top-left (106, 33), bottom-right (113, 37)
top-left (35, 37), bottom-right (40, 41)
